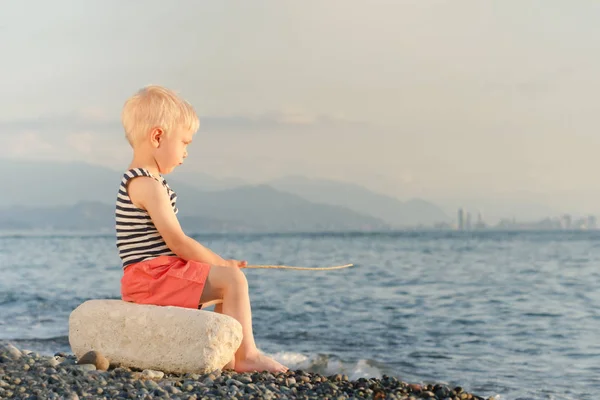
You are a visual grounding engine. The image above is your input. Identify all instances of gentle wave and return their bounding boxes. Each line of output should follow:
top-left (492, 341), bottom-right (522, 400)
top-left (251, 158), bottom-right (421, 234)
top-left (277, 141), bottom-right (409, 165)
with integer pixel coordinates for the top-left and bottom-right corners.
top-left (269, 351), bottom-right (386, 380)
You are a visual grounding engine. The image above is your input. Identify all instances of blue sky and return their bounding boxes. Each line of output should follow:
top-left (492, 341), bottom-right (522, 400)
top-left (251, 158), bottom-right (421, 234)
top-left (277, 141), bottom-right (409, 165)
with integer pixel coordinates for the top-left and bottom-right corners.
top-left (2, 1), bottom-right (600, 219)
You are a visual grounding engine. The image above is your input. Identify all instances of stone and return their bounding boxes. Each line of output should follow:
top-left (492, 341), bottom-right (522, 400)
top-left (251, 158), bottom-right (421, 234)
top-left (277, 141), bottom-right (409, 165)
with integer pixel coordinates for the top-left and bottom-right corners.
top-left (141, 369), bottom-right (165, 379)
top-left (408, 383), bottom-right (422, 392)
top-left (68, 299), bottom-right (242, 374)
top-left (0, 343), bottom-right (22, 360)
top-left (77, 351), bottom-right (110, 371)
top-left (47, 358), bottom-right (60, 368)
top-left (76, 364), bottom-right (97, 372)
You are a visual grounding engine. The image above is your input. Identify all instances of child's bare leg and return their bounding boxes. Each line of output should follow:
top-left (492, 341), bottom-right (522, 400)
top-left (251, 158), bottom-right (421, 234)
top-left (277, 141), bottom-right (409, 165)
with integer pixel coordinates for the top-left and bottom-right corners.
top-left (199, 265), bottom-right (287, 373)
top-left (213, 302), bottom-right (235, 370)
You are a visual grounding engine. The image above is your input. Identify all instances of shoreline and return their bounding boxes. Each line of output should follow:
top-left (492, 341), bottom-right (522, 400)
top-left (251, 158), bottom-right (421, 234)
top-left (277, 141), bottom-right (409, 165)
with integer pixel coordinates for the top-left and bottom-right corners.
top-left (0, 343), bottom-right (492, 400)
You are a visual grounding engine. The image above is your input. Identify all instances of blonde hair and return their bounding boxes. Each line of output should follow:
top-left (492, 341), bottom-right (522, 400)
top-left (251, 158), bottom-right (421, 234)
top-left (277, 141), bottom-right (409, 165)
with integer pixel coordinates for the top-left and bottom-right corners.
top-left (121, 85), bottom-right (199, 146)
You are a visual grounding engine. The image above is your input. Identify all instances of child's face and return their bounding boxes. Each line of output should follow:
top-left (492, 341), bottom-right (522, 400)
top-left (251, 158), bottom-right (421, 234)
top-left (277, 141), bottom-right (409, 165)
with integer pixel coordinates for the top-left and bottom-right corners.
top-left (154, 128), bottom-right (194, 174)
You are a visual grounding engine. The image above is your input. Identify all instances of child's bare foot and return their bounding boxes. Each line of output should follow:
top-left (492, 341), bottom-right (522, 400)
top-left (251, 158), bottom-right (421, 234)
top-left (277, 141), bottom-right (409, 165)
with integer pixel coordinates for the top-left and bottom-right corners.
top-left (234, 352), bottom-right (288, 373)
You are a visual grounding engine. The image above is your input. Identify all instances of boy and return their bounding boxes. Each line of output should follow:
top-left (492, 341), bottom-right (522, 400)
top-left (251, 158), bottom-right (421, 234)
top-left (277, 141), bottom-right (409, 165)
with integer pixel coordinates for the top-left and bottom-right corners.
top-left (115, 85), bottom-right (287, 373)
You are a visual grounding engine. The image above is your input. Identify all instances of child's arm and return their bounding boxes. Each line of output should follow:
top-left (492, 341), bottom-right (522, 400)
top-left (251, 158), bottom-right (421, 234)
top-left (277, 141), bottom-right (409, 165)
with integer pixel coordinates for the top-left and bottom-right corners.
top-left (128, 177), bottom-right (245, 267)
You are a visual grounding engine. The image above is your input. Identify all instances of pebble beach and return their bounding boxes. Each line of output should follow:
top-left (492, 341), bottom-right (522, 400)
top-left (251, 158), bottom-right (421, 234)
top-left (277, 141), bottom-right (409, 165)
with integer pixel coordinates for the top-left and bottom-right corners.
top-left (0, 343), bottom-right (490, 400)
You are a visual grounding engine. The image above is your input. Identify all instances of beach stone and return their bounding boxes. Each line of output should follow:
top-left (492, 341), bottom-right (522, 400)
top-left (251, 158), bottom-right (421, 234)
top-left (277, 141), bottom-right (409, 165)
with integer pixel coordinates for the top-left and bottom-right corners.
top-left (47, 357), bottom-right (60, 368)
top-left (408, 383), bottom-right (422, 392)
top-left (76, 364), bottom-right (97, 372)
top-left (77, 350), bottom-right (110, 371)
top-left (0, 343), bottom-right (22, 360)
top-left (68, 299), bottom-right (242, 374)
top-left (142, 369), bottom-right (164, 379)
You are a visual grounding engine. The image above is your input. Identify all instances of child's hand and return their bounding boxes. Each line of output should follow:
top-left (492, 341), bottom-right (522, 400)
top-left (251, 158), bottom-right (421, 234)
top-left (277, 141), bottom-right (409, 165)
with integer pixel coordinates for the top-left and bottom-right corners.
top-left (227, 259), bottom-right (247, 268)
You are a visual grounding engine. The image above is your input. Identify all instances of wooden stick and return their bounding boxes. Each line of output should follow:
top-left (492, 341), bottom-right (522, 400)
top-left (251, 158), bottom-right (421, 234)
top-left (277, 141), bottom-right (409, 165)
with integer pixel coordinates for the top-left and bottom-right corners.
top-left (244, 263), bottom-right (353, 271)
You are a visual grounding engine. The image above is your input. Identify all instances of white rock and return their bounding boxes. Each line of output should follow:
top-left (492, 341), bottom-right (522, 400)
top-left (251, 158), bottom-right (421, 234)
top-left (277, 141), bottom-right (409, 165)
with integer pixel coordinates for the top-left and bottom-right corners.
top-left (68, 300), bottom-right (242, 374)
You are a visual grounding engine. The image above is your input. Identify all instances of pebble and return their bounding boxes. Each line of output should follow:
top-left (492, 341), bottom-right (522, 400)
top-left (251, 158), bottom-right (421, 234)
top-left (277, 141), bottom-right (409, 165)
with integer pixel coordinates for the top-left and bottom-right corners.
top-left (77, 350), bottom-right (110, 371)
top-left (0, 343), bottom-right (22, 360)
top-left (76, 364), bottom-right (97, 372)
top-left (0, 342), bottom-right (488, 400)
top-left (141, 369), bottom-right (165, 379)
top-left (226, 378), bottom-right (244, 387)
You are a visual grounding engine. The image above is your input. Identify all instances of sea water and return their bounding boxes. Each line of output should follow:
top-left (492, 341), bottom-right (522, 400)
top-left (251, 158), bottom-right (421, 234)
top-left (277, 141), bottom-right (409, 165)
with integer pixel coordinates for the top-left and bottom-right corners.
top-left (1, 231), bottom-right (599, 399)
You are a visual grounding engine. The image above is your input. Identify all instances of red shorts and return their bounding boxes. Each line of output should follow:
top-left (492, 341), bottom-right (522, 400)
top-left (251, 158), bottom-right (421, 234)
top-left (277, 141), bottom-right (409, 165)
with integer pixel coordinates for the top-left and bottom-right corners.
top-left (121, 255), bottom-right (211, 309)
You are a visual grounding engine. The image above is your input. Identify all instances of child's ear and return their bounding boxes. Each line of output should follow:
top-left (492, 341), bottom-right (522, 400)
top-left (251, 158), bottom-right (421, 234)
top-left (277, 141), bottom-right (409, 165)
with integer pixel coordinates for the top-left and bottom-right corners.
top-left (150, 128), bottom-right (164, 147)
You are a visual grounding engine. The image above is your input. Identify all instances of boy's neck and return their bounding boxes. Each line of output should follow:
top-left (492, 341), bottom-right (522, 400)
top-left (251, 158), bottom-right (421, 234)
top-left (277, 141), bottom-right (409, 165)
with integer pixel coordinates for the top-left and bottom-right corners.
top-left (129, 151), bottom-right (161, 177)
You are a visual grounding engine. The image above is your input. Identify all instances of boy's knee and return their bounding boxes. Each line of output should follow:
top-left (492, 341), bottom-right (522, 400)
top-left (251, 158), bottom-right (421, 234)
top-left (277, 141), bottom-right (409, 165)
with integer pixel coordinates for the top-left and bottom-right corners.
top-left (230, 267), bottom-right (248, 289)
top-left (219, 266), bottom-right (247, 292)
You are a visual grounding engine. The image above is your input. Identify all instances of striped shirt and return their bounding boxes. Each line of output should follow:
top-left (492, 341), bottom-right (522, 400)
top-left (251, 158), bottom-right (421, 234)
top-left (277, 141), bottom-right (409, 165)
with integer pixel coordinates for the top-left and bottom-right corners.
top-left (115, 168), bottom-right (178, 268)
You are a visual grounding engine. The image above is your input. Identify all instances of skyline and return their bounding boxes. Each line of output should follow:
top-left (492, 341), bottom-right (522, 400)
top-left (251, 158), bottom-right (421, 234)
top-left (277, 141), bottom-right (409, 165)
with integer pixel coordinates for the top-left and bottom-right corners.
top-left (2, 1), bottom-right (600, 220)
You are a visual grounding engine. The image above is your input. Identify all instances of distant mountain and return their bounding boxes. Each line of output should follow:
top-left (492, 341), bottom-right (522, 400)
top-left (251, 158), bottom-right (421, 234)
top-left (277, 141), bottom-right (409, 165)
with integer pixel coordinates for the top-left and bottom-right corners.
top-left (0, 201), bottom-right (245, 233)
top-left (0, 158), bottom-right (121, 207)
top-left (0, 195), bottom-right (387, 233)
top-left (176, 184), bottom-right (387, 232)
top-left (0, 159), bottom-right (388, 232)
top-left (0, 158), bottom-right (239, 208)
top-left (0, 201), bottom-right (114, 231)
top-left (169, 168), bottom-right (246, 191)
top-left (268, 175), bottom-right (449, 227)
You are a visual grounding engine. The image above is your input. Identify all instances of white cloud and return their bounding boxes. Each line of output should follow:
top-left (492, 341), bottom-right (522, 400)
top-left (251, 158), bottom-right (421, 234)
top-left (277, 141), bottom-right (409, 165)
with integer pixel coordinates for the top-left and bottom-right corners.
top-left (2, 132), bottom-right (57, 159)
top-left (77, 107), bottom-right (112, 122)
top-left (272, 108), bottom-right (317, 125)
top-left (199, 109), bottom-right (367, 134)
top-left (64, 132), bottom-right (95, 155)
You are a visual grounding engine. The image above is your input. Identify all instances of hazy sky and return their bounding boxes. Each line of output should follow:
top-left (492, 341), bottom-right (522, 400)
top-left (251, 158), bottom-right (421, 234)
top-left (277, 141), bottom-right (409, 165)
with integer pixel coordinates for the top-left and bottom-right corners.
top-left (2, 1), bottom-right (600, 220)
